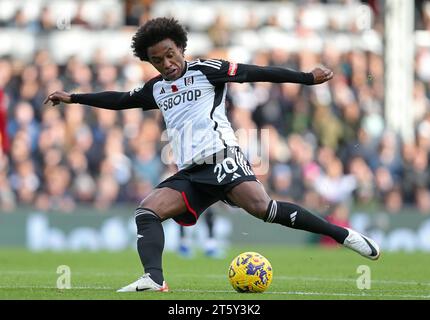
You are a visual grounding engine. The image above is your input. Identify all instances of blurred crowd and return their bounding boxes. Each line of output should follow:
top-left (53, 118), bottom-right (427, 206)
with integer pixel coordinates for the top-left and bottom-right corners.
top-left (1, 0), bottom-right (430, 218)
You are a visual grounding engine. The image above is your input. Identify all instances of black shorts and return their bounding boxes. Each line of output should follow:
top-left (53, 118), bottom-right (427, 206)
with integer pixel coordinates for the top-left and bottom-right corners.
top-left (156, 146), bottom-right (257, 226)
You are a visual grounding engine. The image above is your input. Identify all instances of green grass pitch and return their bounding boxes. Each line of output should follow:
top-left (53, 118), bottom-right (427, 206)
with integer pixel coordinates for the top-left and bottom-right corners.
top-left (0, 245), bottom-right (429, 300)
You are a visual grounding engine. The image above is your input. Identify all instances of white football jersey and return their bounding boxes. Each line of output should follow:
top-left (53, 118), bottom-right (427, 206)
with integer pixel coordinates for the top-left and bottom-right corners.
top-left (133, 59), bottom-right (241, 170)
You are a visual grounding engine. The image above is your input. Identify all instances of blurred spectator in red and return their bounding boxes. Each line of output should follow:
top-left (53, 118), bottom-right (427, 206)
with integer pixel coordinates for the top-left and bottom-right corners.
top-left (0, 150), bottom-right (15, 212)
top-left (0, 89), bottom-right (10, 153)
top-left (320, 203), bottom-right (351, 247)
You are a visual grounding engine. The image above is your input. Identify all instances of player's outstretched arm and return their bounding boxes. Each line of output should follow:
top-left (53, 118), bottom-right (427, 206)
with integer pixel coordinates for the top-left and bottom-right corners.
top-left (44, 90), bottom-right (138, 110)
top-left (243, 64), bottom-right (333, 85)
top-left (217, 61), bottom-right (333, 85)
top-left (44, 89), bottom-right (157, 111)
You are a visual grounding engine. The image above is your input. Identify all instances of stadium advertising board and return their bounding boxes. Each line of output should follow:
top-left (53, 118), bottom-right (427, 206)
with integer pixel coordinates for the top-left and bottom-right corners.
top-left (1, 207), bottom-right (430, 252)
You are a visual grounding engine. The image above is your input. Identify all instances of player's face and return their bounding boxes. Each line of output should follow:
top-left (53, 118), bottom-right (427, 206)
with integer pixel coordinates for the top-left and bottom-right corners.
top-left (147, 39), bottom-right (185, 81)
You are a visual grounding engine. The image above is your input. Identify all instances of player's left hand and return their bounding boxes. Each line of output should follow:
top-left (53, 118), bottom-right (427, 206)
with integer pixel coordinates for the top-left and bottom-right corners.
top-left (43, 91), bottom-right (72, 106)
top-left (311, 66), bottom-right (333, 84)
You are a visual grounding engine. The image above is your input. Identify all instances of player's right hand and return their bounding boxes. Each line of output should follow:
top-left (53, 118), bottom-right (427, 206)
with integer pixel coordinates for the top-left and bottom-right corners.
top-left (44, 91), bottom-right (72, 106)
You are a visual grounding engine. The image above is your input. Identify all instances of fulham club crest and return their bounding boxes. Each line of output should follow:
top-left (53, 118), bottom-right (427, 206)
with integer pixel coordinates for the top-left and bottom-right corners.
top-left (184, 76), bottom-right (194, 86)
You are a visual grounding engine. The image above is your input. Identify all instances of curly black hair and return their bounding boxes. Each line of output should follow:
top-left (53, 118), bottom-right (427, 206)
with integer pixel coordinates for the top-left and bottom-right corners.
top-left (131, 17), bottom-right (188, 62)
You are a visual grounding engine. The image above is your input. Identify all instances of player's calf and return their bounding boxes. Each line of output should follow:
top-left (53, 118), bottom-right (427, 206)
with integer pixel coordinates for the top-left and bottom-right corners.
top-left (135, 208), bottom-right (165, 286)
top-left (264, 200), bottom-right (348, 244)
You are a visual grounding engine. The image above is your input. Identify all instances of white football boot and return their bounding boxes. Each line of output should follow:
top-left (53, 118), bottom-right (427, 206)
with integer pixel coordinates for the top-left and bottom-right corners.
top-left (343, 228), bottom-right (380, 260)
top-left (116, 273), bottom-right (169, 292)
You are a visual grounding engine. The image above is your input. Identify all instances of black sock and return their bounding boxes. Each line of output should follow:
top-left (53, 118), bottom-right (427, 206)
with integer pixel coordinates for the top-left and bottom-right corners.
top-left (135, 208), bottom-right (164, 286)
top-left (265, 200), bottom-right (348, 244)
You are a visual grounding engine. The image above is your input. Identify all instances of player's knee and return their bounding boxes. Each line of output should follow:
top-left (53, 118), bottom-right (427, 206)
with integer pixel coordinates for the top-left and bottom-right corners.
top-left (137, 199), bottom-right (167, 220)
top-left (135, 207), bottom-right (161, 226)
